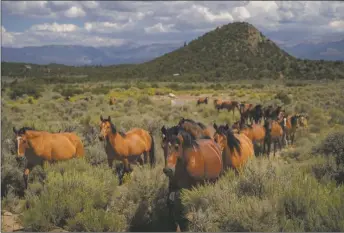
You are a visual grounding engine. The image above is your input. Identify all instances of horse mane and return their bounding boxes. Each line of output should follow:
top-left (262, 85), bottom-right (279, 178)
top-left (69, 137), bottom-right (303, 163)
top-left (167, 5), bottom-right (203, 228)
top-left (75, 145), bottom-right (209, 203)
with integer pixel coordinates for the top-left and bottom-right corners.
top-left (17, 127), bottom-right (36, 135)
top-left (242, 124), bottom-right (252, 129)
top-left (166, 125), bottom-right (181, 138)
top-left (179, 118), bottom-right (197, 125)
top-left (196, 122), bottom-right (206, 129)
top-left (176, 129), bottom-right (199, 149)
top-left (224, 129), bottom-right (241, 154)
top-left (104, 120), bottom-right (126, 137)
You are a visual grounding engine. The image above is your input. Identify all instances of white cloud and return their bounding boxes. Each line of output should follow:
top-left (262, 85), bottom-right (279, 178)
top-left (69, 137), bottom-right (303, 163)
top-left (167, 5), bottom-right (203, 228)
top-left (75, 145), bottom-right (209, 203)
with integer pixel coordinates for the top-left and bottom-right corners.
top-left (64, 6), bottom-right (86, 18)
top-left (1, 26), bottom-right (15, 45)
top-left (144, 23), bottom-right (178, 34)
top-left (84, 20), bottom-right (134, 33)
top-left (232, 7), bottom-right (251, 20)
top-left (329, 20), bottom-right (344, 31)
top-left (2, 1), bottom-right (344, 47)
top-left (30, 23), bottom-right (79, 32)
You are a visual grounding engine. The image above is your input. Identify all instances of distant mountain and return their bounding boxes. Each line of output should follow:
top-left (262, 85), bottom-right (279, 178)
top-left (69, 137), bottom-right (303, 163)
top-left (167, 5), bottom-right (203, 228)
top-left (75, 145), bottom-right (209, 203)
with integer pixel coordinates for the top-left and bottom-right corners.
top-left (1, 43), bottom-right (182, 66)
top-left (280, 40), bottom-right (344, 61)
top-left (2, 22), bottom-right (344, 81)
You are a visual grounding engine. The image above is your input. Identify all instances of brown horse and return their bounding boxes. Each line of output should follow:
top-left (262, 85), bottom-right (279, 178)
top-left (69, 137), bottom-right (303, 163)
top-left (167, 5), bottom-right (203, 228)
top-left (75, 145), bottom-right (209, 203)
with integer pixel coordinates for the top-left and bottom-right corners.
top-left (283, 114), bottom-right (302, 146)
top-left (109, 97), bottom-right (116, 105)
top-left (220, 100), bottom-right (240, 117)
top-left (213, 99), bottom-right (223, 112)
top-left (178, 118), bottom-right (214, 139)
top-left (213, 123), bottom-right (255, 171)
top-left (13, 127), bottom-right (85, 189)
top-left (98, 115), bottom-right (155, 183)
top-left (196, 97), bottom-right (208, 106)
top-left (263, 118), bottom-right (284, 157)
top-left (162, 129), bottom-right (223, 232)
top-left (297, 113), bottom-right (309, 130)
top-left (239, 123), bottom-right (266, 156)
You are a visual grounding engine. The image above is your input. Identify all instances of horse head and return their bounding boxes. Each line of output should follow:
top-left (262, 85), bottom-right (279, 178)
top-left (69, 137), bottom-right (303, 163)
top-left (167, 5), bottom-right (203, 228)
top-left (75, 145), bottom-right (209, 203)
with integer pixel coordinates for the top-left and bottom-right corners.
top-left (13, 126), bottom-right (32, 161)
top-left (99, 115), bottom-right (115, 141)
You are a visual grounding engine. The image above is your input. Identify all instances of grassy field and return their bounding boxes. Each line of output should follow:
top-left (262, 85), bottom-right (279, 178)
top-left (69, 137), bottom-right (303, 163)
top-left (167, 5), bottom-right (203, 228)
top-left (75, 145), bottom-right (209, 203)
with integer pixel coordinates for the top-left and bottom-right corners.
top-left (1, 80), bottom-right (344, 232)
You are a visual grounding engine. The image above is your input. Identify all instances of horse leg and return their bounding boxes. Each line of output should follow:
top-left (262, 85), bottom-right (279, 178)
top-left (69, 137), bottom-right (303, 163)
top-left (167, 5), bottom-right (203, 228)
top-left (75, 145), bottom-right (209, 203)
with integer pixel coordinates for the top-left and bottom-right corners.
top-left (138, 154), bottom-right (144, 166)
top-left (107, 158), bottom-right (114, 169)
top-left (273, 140), bottom-right (276, 157)
top-left (23, 163), bottom-right (34, 190)
top-left (278, 137), bottom-right (282, 152)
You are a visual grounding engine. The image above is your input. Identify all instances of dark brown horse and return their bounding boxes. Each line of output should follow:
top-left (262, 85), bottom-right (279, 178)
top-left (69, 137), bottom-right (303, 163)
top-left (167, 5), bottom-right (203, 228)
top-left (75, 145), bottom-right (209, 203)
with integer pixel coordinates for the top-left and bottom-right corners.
top-left (213, 123), bottom-right (255, 171)
top-left (263, 105), bottom-right (273, 121)
top-left (13, 127), bottom-right (85, 189)
top-left (251, 104), bottom-right (264, 124)
top-left (99, 116), bottom-right (155, 183)
top-left (239, 103), bottom-right (255, 124)
top-left (220, 100), bottom-right (240, 117)
top-left (270, 106), bottom-right (283, 120)
top-left (213, 99), bottom-right (223, 112)
top-left (162, 129), bottom-right (223, 232)
top-left (283, 114), bottom-right (300, 146)
top-left (196, 97), bottom-right (209, 106)
top-left (263, 118), bottom-right (284, 157)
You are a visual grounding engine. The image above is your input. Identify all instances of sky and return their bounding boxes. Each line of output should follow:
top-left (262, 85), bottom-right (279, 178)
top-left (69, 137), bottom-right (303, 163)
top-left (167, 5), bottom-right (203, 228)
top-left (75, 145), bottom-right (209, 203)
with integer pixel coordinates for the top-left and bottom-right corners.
top-left (2, 1), bottom-right (344, 48)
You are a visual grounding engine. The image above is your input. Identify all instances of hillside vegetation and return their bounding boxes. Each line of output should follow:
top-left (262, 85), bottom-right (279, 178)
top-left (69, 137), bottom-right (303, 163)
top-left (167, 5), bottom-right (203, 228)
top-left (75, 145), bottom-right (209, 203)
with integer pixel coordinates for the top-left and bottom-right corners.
top-left (2, 22), bottom-right (344, 83)
top-left (2, 79), bottom-right (344, 232)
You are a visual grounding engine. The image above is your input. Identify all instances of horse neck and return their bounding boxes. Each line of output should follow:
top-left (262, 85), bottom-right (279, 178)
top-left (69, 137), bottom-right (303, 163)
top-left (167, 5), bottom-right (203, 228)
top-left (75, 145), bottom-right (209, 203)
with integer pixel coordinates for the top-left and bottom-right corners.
top-left (106, 131), bottom-right (123, 147)
top-left (25, 133), bottom-right (44, 156)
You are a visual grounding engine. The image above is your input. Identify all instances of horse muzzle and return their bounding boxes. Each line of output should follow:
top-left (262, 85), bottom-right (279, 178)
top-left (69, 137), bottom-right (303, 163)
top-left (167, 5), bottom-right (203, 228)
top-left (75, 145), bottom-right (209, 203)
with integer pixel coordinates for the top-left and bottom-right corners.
top-left (163, 167), bottom-right (175, 177)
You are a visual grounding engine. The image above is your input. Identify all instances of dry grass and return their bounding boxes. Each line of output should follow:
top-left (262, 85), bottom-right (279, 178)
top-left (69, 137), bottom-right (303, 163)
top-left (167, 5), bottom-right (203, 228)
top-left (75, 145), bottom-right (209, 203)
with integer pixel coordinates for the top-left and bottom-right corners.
top-left (1, 80), bottom-right (344, 231)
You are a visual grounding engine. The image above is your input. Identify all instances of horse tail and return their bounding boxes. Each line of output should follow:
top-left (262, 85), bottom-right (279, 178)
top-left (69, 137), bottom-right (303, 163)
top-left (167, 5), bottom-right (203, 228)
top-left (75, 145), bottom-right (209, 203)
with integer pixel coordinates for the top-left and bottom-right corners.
top-left (149, 132), bottom-right (156, 167)
top-left (75, 139), bottom-right (85, 158)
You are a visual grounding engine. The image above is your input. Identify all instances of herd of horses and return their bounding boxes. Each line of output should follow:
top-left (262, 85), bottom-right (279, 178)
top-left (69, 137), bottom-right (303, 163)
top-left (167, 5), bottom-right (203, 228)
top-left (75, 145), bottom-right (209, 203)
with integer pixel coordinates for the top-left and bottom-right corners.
top-left (11, 96), bottom-right (309, 232)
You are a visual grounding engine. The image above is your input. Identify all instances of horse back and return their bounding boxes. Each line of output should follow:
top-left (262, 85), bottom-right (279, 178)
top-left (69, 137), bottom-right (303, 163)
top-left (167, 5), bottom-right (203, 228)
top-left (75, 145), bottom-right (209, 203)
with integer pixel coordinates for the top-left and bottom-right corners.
top-left (122, 128), bottom-right (152, 152)
top-left (184, 139), bottom-right (222, 181)
top-left (48, 134), bottom-right (77, 160)
top-left (225, 133), bottom-right (254, 169)
top-left (60, 132), bottom-right (85, 157)
top-left (251, 124), bottom-right (266, 142)
top-left (271, 121), bottom-right (284, 137)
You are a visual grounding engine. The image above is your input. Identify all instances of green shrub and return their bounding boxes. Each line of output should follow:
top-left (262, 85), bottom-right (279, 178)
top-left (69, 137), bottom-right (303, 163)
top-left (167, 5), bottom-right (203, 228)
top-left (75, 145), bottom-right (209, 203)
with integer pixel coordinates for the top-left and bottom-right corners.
top-left (314, 131), bottom-right (344, 166)
top-left (181, 158), bottom-right (344, 232)
top-left (137, 95), bottom-right (153, 105)
top-left (275, 92), bottom-right (291, 105)
top-left (23, 159), bottom-right (125, 231)
top-left (59, 86), bottom-right (84, 97)
top-left (9, 83), bottom-right (43, 100)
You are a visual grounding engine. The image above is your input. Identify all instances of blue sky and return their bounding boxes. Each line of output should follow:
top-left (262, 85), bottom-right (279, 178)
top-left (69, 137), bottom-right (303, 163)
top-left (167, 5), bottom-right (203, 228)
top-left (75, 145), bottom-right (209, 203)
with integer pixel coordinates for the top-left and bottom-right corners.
top-left (2, 1), bottom-right (344, 48)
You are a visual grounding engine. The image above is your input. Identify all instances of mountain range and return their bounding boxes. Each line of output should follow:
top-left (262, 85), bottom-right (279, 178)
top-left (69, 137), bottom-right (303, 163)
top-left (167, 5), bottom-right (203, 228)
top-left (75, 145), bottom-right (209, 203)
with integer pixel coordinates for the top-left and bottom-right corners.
top-left (2, 22), bottom-right (344, 82)
top-left (1, 39), bottom-right (343, 66)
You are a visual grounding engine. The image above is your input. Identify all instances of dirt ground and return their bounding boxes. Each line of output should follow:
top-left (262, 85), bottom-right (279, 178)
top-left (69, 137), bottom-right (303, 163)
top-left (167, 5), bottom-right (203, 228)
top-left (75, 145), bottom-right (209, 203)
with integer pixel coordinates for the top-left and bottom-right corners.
top-left (1, 211), bottom-right (24, 232)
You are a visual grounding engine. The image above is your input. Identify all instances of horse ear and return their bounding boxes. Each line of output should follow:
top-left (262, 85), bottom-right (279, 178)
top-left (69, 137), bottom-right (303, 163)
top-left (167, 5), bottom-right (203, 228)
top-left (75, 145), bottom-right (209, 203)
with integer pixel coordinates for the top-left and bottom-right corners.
top-left (213, 123), bottom-right (218, 130)
top-left (161, 126), bottom-right (166, 134)
top-left (225, 123), bottom-right (229, 130)
top-left (13, 127), bottom-right (17, 134)
top-left (100, 115), bottom-right (103, 121)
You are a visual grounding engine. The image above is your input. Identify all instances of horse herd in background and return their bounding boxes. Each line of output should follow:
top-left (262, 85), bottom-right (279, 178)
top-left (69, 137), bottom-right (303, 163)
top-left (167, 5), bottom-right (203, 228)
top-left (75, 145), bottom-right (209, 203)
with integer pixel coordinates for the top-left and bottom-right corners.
top-left (11, 95), bottom-right (309, 232)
